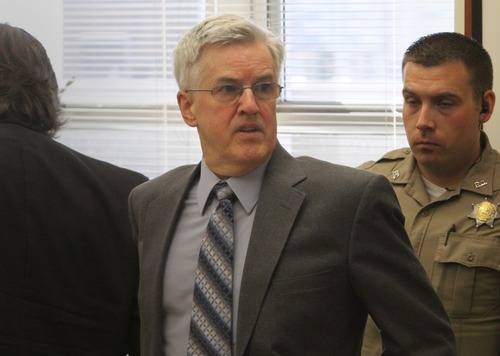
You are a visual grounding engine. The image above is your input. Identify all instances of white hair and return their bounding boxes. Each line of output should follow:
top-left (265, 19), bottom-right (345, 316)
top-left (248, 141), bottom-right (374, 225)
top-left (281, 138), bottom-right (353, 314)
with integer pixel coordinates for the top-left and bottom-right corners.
top-left (172, 14), bottom-right (285, 89)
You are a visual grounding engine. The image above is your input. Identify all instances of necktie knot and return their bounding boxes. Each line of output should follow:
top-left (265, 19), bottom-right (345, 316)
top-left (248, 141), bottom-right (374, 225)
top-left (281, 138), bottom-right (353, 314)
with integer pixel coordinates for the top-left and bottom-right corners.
top-left (213, 181), bottom-right (235, 202)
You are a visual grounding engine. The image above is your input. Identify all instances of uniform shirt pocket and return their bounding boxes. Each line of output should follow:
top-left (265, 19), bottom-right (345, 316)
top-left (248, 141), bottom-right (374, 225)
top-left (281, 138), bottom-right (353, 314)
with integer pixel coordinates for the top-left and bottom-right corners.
top-left (434, 233), bottom-right (500, 317)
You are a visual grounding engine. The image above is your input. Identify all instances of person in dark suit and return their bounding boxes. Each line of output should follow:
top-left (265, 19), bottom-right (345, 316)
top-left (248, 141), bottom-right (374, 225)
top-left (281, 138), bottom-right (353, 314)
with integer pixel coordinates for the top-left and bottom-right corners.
top-left (0, 23), bottom-right (148, 355)
top-left (129, 14), bottom-right (456, 355)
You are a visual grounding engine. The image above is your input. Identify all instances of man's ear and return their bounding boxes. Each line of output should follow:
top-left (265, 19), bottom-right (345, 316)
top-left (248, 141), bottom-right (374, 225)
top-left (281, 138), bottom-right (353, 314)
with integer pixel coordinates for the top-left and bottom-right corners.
top-left (479, 89), bottom-right (496, 124)
top-left (177, 91), bottom-right (197, 127)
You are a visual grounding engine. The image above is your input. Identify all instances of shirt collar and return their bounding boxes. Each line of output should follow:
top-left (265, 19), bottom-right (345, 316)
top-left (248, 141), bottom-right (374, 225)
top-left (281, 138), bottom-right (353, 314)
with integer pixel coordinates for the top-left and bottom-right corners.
top-left (197, 159), bottom-right (269, 215)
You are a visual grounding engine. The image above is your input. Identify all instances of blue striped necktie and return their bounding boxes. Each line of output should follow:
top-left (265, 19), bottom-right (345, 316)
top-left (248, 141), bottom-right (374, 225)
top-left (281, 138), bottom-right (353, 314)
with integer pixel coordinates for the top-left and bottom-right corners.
top-left (188, 181), bottom-right (235, 356)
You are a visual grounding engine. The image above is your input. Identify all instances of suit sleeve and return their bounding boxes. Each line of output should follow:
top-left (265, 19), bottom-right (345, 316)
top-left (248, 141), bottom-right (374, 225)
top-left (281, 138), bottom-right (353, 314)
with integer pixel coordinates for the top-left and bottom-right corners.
top-left (349, 174), bottom-right (456, 355)
top-left (128, 189), bottom-right (139, 245)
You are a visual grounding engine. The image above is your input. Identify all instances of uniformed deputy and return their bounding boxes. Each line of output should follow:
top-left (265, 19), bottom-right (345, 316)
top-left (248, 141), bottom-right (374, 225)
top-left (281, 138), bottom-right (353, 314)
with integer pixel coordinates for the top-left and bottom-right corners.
top-left (361, 33), bottom-right (499, 356)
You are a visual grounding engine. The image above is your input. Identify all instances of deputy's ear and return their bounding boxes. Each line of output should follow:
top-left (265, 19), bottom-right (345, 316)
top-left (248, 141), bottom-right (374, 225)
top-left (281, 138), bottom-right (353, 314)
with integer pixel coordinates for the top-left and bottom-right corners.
top-left (177, 91), bottom-right (197, 127)
top-left (479, 89), bottom-right (496, 124)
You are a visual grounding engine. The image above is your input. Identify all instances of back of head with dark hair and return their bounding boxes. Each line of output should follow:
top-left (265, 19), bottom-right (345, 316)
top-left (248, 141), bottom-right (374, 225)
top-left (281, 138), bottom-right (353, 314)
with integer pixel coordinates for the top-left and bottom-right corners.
top-left (0, 23), bottom-right (64, 136)
top-left (402, 32), bottom-right (493, 101)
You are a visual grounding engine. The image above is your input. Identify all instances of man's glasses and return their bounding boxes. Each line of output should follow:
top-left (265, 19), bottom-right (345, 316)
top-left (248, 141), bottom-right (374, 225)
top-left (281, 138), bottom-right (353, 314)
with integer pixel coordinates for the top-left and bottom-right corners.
top-left (185, 82), bottom-right (283, 104)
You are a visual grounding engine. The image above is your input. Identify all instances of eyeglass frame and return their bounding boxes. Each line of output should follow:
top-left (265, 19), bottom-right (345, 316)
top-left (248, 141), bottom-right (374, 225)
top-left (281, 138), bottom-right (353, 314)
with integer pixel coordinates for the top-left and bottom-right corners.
top-left (184, 82), bottom-right (283, 104)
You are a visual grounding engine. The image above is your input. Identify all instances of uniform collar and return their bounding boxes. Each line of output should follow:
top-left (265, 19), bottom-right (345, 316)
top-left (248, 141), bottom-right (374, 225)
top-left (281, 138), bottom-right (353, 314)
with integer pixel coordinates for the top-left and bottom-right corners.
top-left (390, 132), bottom-right (497, 197)
top-left (460, 132), bottom-right (496, 196)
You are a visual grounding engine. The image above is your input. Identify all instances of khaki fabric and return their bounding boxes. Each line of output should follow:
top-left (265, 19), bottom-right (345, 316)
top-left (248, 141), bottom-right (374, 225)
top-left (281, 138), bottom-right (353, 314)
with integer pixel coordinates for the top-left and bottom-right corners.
top-left (360, 133), bottom-right (500, 356)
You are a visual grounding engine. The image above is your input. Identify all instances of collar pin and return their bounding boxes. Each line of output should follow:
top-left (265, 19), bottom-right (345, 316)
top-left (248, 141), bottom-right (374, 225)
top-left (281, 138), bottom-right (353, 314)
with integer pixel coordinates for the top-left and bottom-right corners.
top-left (474, 180), bottom-right (488, 188)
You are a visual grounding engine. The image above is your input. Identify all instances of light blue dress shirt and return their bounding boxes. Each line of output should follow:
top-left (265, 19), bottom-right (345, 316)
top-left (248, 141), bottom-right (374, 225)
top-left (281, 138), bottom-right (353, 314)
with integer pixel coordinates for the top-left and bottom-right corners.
top-left (162, 159), bottom-right (267, 356)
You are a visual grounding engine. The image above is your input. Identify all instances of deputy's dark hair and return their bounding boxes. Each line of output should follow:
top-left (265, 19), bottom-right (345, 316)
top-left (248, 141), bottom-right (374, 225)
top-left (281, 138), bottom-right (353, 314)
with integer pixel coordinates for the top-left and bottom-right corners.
top-left (403, 32), bottom-right (493, 101)
top-left (0, 23), bottom-right (65, 136)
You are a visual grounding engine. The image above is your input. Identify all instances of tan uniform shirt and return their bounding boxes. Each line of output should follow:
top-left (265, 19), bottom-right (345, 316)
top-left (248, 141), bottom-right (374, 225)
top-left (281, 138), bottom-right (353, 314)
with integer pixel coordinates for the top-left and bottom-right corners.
top-left (360, 133), bottom-right (500, 356)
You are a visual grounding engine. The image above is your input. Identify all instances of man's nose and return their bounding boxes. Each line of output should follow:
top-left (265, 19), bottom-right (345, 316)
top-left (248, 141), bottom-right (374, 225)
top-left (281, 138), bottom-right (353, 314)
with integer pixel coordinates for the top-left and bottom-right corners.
top-left (237, 87), bottom-right (260, 114)
top-left (415, 104), bottom-right (436, 131)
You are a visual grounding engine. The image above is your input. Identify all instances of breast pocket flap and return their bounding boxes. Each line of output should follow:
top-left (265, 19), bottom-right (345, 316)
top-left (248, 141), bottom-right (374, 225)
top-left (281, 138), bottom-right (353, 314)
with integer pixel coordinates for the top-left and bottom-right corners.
top-left (435, 233), bottom-right (500, 271)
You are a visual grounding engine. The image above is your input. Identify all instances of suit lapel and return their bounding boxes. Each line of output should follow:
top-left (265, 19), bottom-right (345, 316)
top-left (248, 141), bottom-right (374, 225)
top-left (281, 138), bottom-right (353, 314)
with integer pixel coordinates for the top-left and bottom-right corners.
top-left (139, 165), bottom-right (200, 348)
top-left (141, 166), bottom-right (199, 283)
top-left (236, 144), bottom-right (306, 355)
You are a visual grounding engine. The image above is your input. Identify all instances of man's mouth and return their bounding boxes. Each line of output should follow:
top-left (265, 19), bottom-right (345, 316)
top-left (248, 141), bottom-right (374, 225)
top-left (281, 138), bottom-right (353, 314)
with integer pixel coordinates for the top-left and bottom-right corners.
top-left (240, 126), bottom-right (258, 132)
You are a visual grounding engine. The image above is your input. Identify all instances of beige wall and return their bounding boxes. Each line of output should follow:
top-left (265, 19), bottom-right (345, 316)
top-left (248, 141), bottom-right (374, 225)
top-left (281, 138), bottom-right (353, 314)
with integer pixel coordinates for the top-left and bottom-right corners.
top-left (455, 0), bottom-right (465, 33)
top-left (482, 1), bottom-right (500, 149)
top-left (455, 0), bottom-right (499, 149)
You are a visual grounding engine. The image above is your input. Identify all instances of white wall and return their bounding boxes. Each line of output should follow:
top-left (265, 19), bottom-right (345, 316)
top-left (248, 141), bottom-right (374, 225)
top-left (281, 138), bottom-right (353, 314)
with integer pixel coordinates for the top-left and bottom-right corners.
top-left (0, 0), bottom-right (64, 83)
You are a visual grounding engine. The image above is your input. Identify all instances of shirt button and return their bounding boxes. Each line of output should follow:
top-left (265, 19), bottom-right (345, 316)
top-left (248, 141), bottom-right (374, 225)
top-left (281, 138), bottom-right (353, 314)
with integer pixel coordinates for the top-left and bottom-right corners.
top-left (466, 253), bottom-right (475, 262)
top-left (421, 210), bottom-right (429, 217)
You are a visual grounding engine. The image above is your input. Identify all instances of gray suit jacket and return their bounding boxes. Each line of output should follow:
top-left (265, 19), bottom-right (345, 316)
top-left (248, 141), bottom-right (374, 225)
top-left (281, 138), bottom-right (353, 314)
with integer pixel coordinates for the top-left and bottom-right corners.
top-left (129, 143), bottom-right (456, 355)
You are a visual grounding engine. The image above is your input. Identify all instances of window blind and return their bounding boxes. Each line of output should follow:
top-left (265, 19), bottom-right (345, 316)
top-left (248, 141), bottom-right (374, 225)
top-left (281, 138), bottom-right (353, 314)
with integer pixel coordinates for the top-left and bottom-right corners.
top-left (57, 0), bottom-right (454, 178)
